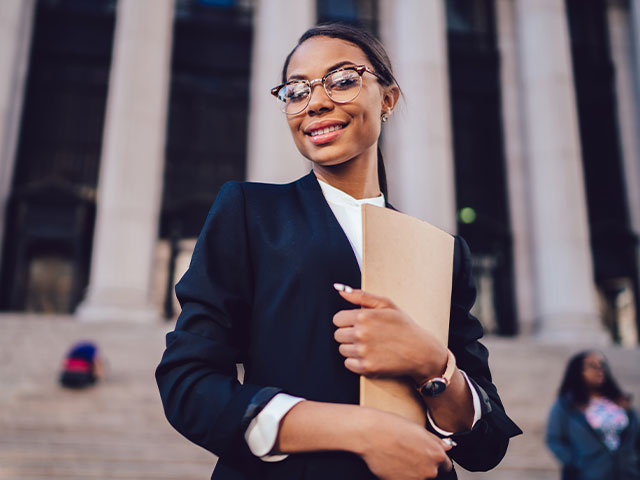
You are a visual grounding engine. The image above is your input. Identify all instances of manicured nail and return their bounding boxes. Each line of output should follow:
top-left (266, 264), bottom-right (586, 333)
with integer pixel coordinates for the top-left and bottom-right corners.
top-left (441, 438), bottom-right (457, 448)
top-left (333, 283), bottom-right (353, 293)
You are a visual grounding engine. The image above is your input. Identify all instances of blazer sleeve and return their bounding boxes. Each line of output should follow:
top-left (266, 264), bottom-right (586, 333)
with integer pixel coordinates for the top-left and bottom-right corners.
top-left (155, 182), bottom-right (283, 464)
top-left (439, 235), bottom-right (522, 471)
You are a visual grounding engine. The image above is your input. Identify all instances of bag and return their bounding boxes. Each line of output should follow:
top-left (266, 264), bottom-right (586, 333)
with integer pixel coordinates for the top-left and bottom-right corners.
top-left (59, 342), bottom-right (100, 388)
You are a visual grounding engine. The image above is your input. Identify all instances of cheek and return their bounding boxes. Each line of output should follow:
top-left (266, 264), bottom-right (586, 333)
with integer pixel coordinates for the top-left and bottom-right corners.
top-left (347, 104), bottom-right (380, 134)
top-left (287, 119), bottom-right (306, 147)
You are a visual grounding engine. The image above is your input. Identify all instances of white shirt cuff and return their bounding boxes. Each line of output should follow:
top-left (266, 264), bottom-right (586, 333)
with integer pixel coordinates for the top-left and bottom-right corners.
top-left (244, 393), bottom-right (305, 462)
top-left (426, 369), bottom-right (482, 436)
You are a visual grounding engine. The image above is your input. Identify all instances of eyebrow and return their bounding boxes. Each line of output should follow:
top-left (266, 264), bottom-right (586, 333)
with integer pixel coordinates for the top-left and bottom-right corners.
top-left (287, 60), bottom-right (359, 81)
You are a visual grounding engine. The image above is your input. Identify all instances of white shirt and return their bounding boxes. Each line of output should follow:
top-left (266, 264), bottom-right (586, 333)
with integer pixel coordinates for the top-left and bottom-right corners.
top-left (244, 178), bottom-right (481, 460)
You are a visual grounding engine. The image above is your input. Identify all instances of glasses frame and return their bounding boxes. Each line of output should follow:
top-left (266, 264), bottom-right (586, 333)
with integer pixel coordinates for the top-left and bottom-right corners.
top-left (270, 64), bottom-right (383, 115)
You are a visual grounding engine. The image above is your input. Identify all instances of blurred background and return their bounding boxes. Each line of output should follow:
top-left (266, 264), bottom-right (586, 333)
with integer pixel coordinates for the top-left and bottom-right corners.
top-left (0, 0), bottom-right (639, 479)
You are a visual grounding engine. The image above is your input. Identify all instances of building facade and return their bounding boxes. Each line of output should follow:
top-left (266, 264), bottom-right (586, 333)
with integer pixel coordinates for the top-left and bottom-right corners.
top-left (0, 0), bottom-right (639, 343)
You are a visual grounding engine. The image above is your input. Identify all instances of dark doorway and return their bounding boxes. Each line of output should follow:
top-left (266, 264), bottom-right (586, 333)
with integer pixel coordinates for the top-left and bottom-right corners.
top-left (317, 0), bottom-right (379, 35)
top-left (446, 0), bottom-right (516, 335)
top-left (160, 0), bottom-right (254, 240)
top-left (0, 0), bottom-right (116, 313)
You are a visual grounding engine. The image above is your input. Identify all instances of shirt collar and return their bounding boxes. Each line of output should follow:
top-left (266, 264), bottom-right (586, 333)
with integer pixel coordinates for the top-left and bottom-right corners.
top-left (317, 178), bottom-right (386, 208)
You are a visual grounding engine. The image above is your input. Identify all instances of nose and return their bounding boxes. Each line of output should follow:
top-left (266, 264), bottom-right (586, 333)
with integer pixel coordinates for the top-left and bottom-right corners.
top-left (307, 80), bottom-right (333, 115)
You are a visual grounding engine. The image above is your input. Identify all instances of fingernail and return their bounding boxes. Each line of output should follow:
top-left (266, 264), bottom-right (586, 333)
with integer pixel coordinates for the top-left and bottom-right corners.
top-left (441, 438), bottom-right (457, 448)
top-left (333, 283), bottom-right (353, 293)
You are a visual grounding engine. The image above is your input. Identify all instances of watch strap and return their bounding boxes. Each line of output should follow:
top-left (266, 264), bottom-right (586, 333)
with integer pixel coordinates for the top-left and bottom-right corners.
top-left (417, 349), bottom-right (456, 397)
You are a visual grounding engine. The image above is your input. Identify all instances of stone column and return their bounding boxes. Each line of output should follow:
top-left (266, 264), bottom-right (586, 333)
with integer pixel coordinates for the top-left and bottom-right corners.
top-left (0, 0), bottom-right (35, 273)
top-left (608, 1), bottom-right (640, 285)
top-left (379, 0), bottom-right (457, 232)
top-left (76, 0), bottom-right (175, 322)
top-left (515, 0), bottom-right (606, 342)
top-left (632, 0), bottom-right (640, 116)
top-left (495, 0), bottom-right (536, 334)
top-left (245, 0), bottom-right (314, 184)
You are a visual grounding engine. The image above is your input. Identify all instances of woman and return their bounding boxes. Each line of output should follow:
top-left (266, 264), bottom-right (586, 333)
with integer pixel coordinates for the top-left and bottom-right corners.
top-left (546, 351), bottom-right (640, 480)
top-left (156, 23), bottom-right (521, 480)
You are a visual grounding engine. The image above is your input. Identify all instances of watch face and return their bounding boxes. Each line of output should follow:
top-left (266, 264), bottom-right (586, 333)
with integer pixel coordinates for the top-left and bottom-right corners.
top-left (421, 378), bottom-right (447, 397)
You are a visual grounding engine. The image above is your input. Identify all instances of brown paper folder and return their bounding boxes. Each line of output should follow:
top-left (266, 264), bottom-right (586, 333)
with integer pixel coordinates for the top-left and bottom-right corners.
top-left (360, 204), bottom-right (454, 425)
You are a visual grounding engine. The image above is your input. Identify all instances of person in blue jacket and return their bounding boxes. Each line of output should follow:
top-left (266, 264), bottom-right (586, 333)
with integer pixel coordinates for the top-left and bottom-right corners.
top-left (156, 22), bottom-right (521, 479)
top-left (546, 350), bottom-right (640, 480)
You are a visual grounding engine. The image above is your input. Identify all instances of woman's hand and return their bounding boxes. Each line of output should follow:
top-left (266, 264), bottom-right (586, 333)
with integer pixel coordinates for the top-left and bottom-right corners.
top-left (276, 401), bottom-right (453, 480)
top-left (357, 407), bottom-right (454, 480)
top-left (333, 284), bottom-right (447, 383)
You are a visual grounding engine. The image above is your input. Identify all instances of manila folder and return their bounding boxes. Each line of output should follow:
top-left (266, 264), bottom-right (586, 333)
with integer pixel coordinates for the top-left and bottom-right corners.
top-left (360, 204), bottom-right (454, 425)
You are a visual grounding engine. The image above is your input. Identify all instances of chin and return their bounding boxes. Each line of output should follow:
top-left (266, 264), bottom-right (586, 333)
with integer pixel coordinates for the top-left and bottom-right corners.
top-left (304, 149), bottom-right (352, 167)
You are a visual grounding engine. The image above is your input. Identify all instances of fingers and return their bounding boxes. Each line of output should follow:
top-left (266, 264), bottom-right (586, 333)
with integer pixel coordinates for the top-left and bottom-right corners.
top-left (338, 344), bottom-right (367, 375)
top-left (337, 343), bottom-right (359, 358)
top-left (332, 309), bottom-right (358, 328)
top-left (333, 283), bottom-right (395, 309)
top-left (344, 357), bottom-right (365, 374)
top-left (334, 326), bottom-right (357, 344)
top-left (441, 438), bottom-right (457, 449)
top-left (439, 438), bottom-right (455, 473)
top-left (439, 457), bottom-right (454, 474)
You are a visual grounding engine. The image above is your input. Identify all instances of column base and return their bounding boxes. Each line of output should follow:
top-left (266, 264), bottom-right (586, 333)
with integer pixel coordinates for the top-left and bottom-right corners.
top-left (534, 312), bottom-right (611, 346)
top-left (75, 289), bottom-right (161, 323)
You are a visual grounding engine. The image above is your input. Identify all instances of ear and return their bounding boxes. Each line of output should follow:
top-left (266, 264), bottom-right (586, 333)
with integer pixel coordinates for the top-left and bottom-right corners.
top-left (381, 84), bottom-right (400, 116)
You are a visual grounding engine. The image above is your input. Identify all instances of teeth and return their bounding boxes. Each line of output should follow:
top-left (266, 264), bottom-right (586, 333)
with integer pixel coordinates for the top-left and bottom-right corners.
top-left (309, 124), bottom-right (343, 137)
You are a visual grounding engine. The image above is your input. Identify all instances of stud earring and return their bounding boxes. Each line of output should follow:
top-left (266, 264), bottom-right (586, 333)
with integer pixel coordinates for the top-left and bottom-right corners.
top-left (381, 112), bottom-right (389, 122)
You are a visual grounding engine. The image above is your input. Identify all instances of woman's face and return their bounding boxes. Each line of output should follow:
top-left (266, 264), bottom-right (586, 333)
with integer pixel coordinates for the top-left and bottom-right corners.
top-left (582, 353), bottom-right (606, 390)
top-left (283, 36), bottom-right (397, 168)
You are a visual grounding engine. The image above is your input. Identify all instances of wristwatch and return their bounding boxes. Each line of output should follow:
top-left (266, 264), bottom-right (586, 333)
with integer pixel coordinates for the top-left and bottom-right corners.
top-left (416, 349), bottom-right (456, 397)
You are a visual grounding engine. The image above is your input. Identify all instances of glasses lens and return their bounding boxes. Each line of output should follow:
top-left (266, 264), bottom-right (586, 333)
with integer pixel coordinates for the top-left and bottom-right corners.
top-left (325, 69), bottom-right (361, 103)
top-left (278, 82), bottom-right (310, 114)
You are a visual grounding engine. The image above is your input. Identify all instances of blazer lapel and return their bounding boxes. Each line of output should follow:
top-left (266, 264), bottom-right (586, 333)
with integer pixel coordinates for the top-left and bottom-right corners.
top-left (296, 171), bottom-right (362, 289)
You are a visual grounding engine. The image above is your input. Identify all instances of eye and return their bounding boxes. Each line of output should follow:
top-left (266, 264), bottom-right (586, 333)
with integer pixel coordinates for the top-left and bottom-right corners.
top-left (282, 82), bottom-right (309, 103)
top-left (327, 71), bottom-right (359, 91)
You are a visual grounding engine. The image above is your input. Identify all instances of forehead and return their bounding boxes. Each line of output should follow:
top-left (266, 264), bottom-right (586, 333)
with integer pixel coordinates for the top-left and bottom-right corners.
top-left (286, 36), bottom-right (370, 79)
top-left (584, 353), bottom-right (604, 364)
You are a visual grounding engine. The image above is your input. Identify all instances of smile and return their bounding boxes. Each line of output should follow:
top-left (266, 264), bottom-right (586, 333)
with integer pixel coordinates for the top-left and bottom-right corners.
top-left (307, 124), bottom-right (345, 137)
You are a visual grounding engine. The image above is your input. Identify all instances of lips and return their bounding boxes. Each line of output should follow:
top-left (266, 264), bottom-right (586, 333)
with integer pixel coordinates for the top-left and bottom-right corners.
top-left (303, 121), bottom-right (347, 146)
top-left (304, 120), bottom-right (347, 136)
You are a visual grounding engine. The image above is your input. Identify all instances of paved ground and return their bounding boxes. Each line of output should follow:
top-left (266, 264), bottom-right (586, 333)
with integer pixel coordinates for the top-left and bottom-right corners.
top-left (1, 314), bottom-right (639, 480)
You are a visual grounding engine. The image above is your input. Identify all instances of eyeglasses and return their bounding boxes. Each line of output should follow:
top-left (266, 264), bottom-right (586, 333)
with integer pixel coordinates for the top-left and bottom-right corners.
top-left (271, 65), bottom-right (382, 115)
top-left (583, 362), bottom-right (606, 371)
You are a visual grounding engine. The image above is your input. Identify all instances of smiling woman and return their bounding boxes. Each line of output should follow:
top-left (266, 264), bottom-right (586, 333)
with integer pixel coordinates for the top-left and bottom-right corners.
top-left (156, 23), bottom-right (521, 480)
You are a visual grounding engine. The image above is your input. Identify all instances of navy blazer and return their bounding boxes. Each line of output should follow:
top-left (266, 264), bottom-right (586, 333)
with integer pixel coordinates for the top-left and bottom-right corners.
top-left (156, 172), bottom-right (522, 479)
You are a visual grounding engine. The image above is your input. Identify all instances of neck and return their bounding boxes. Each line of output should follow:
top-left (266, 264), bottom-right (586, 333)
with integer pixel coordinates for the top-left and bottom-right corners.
top-left (312, 147), bottom-right (381, 199)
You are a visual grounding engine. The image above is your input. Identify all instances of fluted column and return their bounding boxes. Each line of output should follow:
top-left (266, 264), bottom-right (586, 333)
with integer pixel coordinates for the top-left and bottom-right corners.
top-left (77, 0), bottom-right (175, 322)
top-left (0, 0), bottom-right (35, 274)
top-left (379, 0), bottom-right (456, 232)
top-left (633, 0), bottom-right (640, 117)
top-left (495, 0), bottom-right (536, 334)
top-left (515, 0), bottom-right (607, 342)
top-left (245, 0), bottom-right (314, 183)
top-left (608, 1), bottom-right (640, 285)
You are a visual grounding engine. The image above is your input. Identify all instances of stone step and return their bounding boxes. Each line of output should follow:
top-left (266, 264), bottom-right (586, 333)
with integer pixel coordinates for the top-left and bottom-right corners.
top-left (1, 315), bottom-right (639, 480)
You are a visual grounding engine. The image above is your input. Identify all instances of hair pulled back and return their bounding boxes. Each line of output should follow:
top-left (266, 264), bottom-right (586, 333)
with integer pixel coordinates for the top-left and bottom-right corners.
top-left (282, 23), bottom-right (400, 197)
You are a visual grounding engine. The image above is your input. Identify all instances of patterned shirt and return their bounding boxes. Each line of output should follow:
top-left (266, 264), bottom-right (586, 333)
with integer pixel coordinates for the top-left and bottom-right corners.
top-left (585, 397), bottom-right (629, 451)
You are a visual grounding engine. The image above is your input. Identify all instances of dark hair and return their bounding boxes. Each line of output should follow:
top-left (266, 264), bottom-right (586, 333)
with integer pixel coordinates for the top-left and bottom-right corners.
top-left (281, 23), bottom-right (400, 197)
top-left (558, 350), bottom-right (626, 408)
